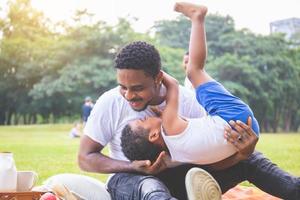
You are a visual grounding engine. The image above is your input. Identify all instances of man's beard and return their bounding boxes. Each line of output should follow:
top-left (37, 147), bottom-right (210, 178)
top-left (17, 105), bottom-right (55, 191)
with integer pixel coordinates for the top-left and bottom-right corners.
top-left (130, 97), bottom-right (154, 112)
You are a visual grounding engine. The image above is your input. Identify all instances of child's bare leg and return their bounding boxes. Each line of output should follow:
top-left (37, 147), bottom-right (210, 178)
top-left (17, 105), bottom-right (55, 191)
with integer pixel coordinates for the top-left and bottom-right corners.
top-left (175, 2), bottom-right (212, 87)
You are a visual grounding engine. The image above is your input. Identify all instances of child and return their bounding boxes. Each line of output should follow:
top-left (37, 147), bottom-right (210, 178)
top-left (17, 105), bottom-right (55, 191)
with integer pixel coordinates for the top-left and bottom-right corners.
top-left (121, 2), bottom-right (259, 165)
top-left (69, 122), bottom-right (81, 138)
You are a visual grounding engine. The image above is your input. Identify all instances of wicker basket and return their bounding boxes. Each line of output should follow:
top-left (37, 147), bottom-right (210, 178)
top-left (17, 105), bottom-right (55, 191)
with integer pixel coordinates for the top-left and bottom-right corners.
top-left (0, 192), bottom-right (45, 200)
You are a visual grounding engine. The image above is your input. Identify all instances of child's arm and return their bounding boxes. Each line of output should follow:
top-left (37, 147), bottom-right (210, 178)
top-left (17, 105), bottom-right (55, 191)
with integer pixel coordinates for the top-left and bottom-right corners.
top-left (175, 3), bottom-right (213, 88)
top-left (161, 72), bottom-right (188, 136)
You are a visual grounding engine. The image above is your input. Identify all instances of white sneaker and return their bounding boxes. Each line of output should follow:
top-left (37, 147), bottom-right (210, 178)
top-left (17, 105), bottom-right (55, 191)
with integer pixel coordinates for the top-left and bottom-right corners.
top-left (185, 168), bottom-right (222, 200)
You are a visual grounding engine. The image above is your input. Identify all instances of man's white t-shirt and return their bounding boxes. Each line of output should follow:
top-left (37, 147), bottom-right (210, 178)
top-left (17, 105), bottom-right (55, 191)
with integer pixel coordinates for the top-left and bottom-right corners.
top-left (161, 116), bottom-right (236, 165)
top-left (84, 85), bottom-right (206, 161)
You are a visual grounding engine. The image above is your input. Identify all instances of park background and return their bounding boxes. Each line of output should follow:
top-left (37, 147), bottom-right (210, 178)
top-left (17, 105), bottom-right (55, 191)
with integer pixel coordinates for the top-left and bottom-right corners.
top-left (0, 0), bottom-right (300, 186)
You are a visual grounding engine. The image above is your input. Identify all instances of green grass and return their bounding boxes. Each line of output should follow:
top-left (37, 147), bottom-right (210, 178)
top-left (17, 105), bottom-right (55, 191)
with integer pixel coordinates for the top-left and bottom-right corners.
top-left (255, 133), bottom-right (300, 176)
top-left (0, 124), bottom-right (108, 184)
top-left (1, 124), bottom-right (299, 186)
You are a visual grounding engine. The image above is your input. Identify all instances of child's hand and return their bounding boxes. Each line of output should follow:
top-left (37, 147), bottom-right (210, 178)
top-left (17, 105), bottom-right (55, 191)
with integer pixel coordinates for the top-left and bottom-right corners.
top-left (161, 71), bottom-right (179, 86)
top-left (150, 106), bottom-right (162, 117)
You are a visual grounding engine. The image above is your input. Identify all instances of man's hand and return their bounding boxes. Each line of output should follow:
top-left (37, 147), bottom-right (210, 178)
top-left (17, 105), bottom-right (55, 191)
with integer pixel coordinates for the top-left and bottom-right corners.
top-left (130, 151), bottom-right (169, 175)
top-left (224, 117), bottom-right (259, 160)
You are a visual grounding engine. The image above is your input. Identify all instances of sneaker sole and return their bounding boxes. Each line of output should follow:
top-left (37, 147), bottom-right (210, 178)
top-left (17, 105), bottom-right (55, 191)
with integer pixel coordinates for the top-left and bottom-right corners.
top-left (185, 168), bottom-right (222, 200)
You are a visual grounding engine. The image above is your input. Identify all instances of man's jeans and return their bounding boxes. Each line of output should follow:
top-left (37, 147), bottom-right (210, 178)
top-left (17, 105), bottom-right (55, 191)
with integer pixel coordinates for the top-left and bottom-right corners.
top-left (107, 152), bottom-right (300, 200)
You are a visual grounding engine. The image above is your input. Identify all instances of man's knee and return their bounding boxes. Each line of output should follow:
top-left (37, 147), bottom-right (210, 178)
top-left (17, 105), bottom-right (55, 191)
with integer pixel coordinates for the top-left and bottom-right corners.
top-left (108, 173), bottom-right (174, 200)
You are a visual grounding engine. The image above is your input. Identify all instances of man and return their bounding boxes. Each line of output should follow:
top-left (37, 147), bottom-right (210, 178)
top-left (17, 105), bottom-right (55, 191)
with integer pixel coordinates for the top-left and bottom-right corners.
top-left (78, 41), bottom-right (208, 199)
top-left (78, 39), bottom-right (299, 200)
top-left (182, 51), bottom-right (194, 90)
top-left (82, 96), bottom-right (94, 126)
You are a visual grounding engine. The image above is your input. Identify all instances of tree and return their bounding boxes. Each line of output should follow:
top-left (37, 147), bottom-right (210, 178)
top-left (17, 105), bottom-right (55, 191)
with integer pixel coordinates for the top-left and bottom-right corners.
top-left (158, 46), bottom-right (186, 83)
top-left (29, 14), bottom-right (155, 121)
top-left (0, 0), bottom-right (53, 124)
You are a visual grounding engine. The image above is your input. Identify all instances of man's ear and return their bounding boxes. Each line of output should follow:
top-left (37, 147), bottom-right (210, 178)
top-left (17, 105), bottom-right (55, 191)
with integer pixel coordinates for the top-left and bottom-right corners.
top-left (148, 130), bottom-right (160, 142)
top-left (155, 71), bottom-right (163, 85)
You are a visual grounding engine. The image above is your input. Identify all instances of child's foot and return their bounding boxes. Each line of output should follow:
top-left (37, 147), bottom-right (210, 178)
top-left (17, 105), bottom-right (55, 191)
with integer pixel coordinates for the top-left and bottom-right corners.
top-left (174, 2), bottom-right (207, 21)
top-left (185, 168), bottom-right (221, 200)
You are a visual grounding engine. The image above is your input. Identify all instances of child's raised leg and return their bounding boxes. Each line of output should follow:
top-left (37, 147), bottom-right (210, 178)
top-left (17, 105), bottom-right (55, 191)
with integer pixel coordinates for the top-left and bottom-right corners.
top-left (174, 2), bottom-right (212, 88)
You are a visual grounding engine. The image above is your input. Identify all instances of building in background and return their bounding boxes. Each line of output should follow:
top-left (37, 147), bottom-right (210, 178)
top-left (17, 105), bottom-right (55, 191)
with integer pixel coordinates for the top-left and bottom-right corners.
top-left (270, 18), bottom-right (300, 40)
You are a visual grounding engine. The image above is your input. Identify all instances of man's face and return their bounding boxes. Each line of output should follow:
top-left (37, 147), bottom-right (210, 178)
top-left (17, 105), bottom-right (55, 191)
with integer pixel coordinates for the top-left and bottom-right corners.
top-left (117, 69), bottom-right (160, 111)
top-left (182, 54), bottom-right (189, 72)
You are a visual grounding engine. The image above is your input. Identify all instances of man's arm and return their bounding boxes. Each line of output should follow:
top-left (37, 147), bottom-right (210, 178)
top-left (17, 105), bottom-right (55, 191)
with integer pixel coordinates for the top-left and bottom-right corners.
top-left (78, 135), bottom-right (171, 174)
top-left (78, 135), bottom-right (132, 173)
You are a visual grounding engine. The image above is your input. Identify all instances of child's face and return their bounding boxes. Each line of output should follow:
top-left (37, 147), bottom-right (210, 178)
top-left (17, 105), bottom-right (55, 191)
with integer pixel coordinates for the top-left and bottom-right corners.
top-left (130, 116), bottom-right (162, 135)
top-left (129, 116), bottom-right (167, 150)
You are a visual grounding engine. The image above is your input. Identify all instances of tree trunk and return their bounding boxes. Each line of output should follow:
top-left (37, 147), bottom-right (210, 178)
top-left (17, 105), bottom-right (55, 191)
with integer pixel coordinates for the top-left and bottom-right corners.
top-left (290, 113), bottom-right (299, 132)
top-left (284, 110), bottom-right (292, 132)
top-left (0, 111), bottom-right (5, 125)
top-left (7, 111), bottom-right (13, 125)
top-left (263, 118), bottom-right (271, 133)
top-left (32, 114), bottom-right (37, 124)
top-left (23, 114), bottom-right (28, 124)
top-left (13, 113), bottom-right (18, 125)
top-left (272, 113), bottom-right (279, 133)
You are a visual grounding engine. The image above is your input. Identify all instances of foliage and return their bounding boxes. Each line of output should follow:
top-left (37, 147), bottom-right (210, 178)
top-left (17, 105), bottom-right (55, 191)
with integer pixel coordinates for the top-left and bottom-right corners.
top-left (153, 14), bottom-right (300, 132)
top-left (158, 46), bottom-right (186, 83)
top-left (0, 0), bottom-right (299, 132)
top-left (153, 15), bottom-right (191, 49)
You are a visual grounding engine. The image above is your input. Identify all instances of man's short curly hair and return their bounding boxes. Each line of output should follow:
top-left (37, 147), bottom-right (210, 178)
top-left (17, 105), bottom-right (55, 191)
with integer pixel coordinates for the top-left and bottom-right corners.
top-left (115, 41), bottom-right (161, 78)
top-left (121, 124), bottom-right (163, 163)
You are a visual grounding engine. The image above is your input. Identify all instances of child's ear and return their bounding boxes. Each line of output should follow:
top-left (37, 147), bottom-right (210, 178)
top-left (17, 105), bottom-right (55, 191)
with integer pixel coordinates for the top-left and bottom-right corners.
top-left (148, 131), bottom-right (160, 142)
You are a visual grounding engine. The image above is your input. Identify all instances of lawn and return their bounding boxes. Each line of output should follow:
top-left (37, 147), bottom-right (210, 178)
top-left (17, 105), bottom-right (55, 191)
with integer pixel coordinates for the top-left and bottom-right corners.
top-left (0, 124), bottom-right (299, 186)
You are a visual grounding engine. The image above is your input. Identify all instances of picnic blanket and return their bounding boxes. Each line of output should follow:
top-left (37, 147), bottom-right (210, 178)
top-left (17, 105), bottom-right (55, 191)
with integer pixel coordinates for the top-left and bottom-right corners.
top-left (222, 185), bottom-right (281, 200)
top-left (36, 174), bottom-right (283, 200)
